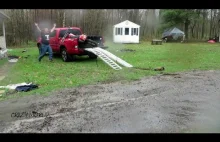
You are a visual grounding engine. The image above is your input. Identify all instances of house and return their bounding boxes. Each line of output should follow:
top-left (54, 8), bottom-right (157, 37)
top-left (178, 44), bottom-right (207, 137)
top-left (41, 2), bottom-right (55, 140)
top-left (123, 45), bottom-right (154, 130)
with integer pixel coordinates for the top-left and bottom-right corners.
top-left (0, 10), bottom-right (10, 59)
top-left (113, 20), bottom-right (140, 43)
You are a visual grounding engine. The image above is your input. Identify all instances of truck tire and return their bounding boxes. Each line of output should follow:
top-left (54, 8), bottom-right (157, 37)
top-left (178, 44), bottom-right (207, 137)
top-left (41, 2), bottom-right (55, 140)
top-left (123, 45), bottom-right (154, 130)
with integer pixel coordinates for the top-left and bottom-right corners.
top-left (88, 52), bottom-right (97, 59)
top-left (61, 48), bottom-right (71, 62)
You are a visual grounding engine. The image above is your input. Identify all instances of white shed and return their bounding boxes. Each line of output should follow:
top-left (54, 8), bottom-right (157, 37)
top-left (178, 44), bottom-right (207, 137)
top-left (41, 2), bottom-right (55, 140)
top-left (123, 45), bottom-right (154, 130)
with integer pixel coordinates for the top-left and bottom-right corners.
top-left (113, 20), bottom-right (140, 43)
top-left (0, 10), bottom-right (10, 58)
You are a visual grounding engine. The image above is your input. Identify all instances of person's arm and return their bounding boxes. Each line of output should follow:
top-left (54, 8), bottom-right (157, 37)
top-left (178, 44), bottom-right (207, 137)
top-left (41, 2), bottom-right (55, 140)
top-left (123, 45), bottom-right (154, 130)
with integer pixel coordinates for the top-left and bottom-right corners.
top-left (50, 23), bottom-right (56, 33)
top-left (35, 23), bottom-right (41, 32)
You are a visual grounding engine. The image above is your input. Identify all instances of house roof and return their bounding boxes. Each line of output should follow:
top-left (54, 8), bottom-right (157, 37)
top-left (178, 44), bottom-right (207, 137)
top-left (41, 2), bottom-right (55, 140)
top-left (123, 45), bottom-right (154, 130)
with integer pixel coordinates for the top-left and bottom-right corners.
top-left (114, 20), bottom-right (140, 28)
top-left (0, 10), bottom-right (10, 21)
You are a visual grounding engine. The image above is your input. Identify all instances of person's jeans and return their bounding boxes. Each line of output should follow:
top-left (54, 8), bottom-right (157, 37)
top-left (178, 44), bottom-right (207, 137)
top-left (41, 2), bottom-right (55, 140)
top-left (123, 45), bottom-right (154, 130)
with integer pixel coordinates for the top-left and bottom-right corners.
top-left (38, 44), bottom-right (53, 61)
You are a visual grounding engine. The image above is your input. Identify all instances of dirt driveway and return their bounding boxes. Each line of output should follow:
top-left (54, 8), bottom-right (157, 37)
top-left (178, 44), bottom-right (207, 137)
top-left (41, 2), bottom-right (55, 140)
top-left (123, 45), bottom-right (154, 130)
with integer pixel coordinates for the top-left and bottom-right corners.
top-left (0, 70), bottom-right (220, 133)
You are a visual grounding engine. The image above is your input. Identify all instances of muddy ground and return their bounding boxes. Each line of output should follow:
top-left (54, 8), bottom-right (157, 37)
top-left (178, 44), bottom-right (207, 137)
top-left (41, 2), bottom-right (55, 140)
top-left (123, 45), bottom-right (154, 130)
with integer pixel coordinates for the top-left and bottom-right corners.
top-left (0, 70), bottom-right (220, 133)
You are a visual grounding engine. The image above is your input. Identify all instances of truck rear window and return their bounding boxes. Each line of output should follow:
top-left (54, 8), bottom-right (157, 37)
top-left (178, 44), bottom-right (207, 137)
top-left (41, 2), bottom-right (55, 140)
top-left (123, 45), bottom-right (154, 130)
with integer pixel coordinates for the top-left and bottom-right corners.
top-left (59, 29), bottom-right (82, 37)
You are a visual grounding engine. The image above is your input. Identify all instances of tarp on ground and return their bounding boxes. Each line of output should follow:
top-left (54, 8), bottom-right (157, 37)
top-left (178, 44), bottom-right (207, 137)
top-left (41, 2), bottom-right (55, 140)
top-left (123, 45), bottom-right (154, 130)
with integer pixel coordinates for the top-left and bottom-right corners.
top-left (162, 27), bottom-right (184, 40)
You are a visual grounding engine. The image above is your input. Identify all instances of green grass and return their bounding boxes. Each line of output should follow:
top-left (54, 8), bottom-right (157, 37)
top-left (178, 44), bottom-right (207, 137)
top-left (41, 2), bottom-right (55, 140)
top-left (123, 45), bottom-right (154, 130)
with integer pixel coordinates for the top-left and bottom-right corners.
top-left (0, 41), bottom-right (220, 100)
top-left (0, 58), bottom-right (7, 67)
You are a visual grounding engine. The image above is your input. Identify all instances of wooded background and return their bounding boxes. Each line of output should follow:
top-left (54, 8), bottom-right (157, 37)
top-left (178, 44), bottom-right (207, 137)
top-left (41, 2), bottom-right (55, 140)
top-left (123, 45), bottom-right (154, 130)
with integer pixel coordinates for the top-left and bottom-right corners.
top-left (0, 9), bottom-right (219, 46)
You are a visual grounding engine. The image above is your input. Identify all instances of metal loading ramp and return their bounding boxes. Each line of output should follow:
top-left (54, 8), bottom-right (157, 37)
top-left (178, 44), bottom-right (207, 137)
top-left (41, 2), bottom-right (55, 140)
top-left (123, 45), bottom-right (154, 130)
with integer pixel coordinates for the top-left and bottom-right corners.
top-left (85, 47), bottom-right (133, 70)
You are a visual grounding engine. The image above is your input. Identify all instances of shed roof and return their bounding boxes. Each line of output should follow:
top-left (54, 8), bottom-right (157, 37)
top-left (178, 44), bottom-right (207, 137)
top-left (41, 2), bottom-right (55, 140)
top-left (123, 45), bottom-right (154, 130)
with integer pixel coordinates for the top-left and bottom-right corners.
top-left (114, 20), bottom-right (140, 28)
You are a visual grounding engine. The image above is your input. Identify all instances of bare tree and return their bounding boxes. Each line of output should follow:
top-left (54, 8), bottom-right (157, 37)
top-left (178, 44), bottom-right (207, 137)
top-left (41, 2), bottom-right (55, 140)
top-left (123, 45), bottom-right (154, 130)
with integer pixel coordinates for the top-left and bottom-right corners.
top-left (2, 9), bottom-right (220, 47)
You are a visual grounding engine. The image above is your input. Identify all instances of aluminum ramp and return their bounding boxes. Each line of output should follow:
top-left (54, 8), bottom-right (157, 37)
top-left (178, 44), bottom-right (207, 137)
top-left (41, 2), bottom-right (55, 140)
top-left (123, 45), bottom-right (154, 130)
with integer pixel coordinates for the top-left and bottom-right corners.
top-left (95, 47), bottom-right (133, 68)
top-left (85, 48), bottom-right (122, 70)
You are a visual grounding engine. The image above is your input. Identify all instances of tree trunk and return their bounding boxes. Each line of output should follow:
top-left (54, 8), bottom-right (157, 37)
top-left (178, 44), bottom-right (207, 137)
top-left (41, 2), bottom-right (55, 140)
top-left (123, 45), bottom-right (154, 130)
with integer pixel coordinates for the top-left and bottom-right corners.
top-left (63, 12), bottom-right (65, 27)
top-left (209, 9), bottom-right (213, 37)
top-left (184, 20), bottom-right (190, 40)
top-left (191, 23), bottom-right (196, 38)
top-left (201, 10), bottom-right (206, 39)
top-left (50, 9), bottom-right (52, 21)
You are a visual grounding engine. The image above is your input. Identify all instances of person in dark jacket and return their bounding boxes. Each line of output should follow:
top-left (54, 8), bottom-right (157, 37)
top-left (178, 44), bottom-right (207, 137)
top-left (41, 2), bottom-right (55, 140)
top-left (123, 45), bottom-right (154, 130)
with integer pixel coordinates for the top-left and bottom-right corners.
top-left (35, 23), bottom-right (56, 62)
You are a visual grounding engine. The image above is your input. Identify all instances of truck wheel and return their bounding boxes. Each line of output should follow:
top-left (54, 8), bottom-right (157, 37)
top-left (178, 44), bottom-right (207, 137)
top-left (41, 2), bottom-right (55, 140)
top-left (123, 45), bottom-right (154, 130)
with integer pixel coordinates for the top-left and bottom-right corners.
top-left (71, 55), bottom-right (77, 61)
top-left (88, 52), bottom-right (97, 59)
top-left (61, 48), bottom-right (71, 62)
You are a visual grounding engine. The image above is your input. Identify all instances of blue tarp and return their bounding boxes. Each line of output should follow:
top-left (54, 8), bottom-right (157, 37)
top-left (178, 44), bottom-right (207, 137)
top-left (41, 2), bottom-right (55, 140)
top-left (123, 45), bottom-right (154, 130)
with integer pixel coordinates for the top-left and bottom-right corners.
top-left (162, 27), bottom-right (184, 39)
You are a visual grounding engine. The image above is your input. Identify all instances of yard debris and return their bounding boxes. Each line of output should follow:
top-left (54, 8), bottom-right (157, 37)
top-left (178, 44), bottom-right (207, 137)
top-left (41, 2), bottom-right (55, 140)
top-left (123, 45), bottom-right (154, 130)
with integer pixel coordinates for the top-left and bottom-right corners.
top-left (0, 90), bottom-right (5, 95)
top-left (8, 55), bottom-right (20, 59)
top-left (22, 55), bottom-right (30, 59)
top-left (133, 66), bottom-right (165, 71)
top-left (161, 73), bottom-right (179, 76)
top-left (8, 58), bottom-right (18, 63)
top-left (0, 82), bottom-right (33, 90)
top-left (208, 40), bottom-right (215, 43)
top-left (0, 82), bottom-right (38, 92)
top-left (133, 67), bottom-right (152, 70)
top-left (8, 55), bottom-right (22, 62)
top-left (160, 73), bottom-right (181, 78)
top-left (15, 84), bottom-right (38, 92)
top-left (22, 49), bottom-right (27, 53)
top-left (154, 67), bottom-right (165, 71)
top-left (120, 49), bottom-right (136, 52)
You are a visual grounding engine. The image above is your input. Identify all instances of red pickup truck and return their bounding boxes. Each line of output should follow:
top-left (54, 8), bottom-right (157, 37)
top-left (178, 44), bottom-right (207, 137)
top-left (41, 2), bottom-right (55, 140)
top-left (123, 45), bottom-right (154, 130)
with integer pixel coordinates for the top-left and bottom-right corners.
top-left (37, 27), bottom-right (107, 62)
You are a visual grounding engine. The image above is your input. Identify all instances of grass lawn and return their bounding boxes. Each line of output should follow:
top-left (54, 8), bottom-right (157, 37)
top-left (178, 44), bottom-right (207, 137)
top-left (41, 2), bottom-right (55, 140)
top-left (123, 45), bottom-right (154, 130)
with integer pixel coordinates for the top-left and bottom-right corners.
top-left (0, 41), bottom-right (220, 100)
top-left (0, 58), bottom-right (7, 67)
